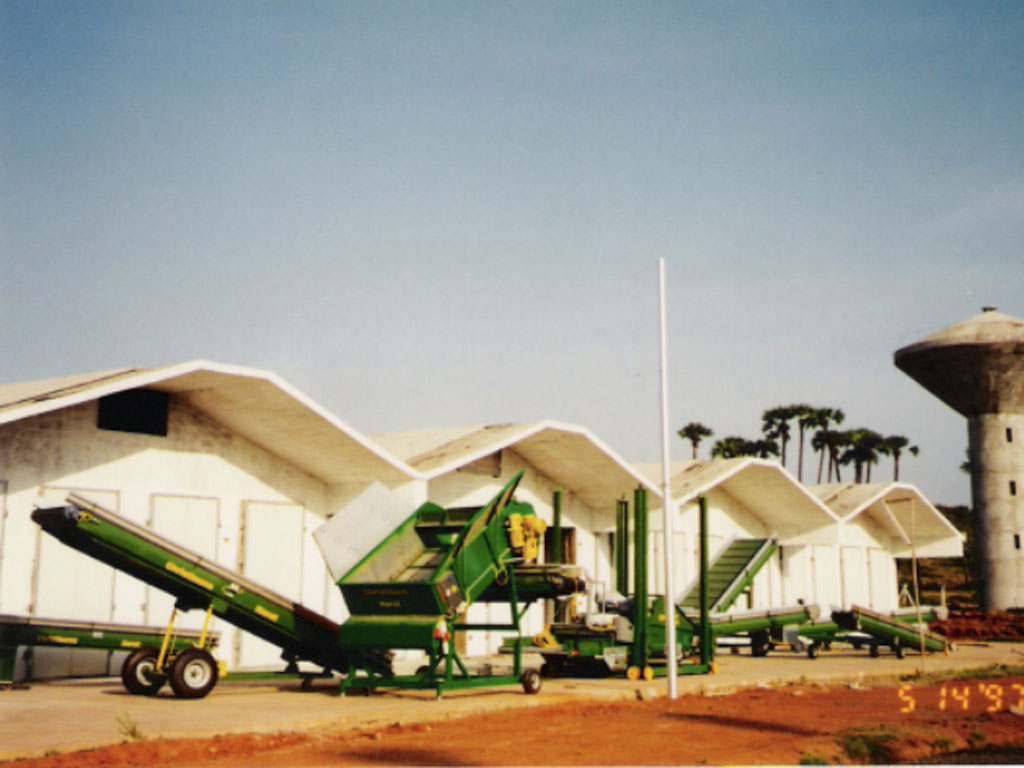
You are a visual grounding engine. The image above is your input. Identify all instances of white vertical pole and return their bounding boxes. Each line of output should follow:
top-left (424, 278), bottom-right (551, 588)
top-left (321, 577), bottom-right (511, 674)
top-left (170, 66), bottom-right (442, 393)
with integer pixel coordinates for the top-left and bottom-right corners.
top-left (658, 258), bottom-right (678, 698)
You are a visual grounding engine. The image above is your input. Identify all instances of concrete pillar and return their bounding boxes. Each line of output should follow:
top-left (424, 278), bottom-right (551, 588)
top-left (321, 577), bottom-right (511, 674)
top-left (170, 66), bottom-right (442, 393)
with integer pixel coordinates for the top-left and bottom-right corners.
top-left (968, 413), bottom-right (1024, 608)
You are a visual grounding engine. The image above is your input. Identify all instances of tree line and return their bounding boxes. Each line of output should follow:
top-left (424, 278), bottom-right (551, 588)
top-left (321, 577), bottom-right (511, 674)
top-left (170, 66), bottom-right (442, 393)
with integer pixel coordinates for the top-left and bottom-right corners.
top-left (677, 404), bottom-right (918, 484)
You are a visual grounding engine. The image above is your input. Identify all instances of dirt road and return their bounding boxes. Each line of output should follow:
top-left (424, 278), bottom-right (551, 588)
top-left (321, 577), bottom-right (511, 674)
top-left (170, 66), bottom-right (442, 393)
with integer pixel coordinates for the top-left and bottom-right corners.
top-left (6, 673), bottom-right (1024, 766)
top-left (3, 643), bottom-right (1023, 766)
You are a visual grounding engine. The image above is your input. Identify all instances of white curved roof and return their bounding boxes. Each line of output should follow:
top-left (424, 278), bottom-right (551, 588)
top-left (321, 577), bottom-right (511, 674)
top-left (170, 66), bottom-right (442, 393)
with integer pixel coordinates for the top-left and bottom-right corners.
top-left (0, 361), bottom-right (414, 484)
top-left (373, 421), bottom-right (660, 510)
top-left (809, 482), bottom-right (964, 557)
top-left (635, 458), bottom-right (840, 545)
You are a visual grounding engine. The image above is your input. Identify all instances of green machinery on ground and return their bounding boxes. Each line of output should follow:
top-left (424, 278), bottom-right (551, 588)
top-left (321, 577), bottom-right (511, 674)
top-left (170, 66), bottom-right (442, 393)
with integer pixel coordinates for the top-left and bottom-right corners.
top-left (0, 614), bottom-right (219, 690)
top-left (331, 470), bottom-right (582, 696)
top-left (32, 471), bottom-right (583, 698)
top-left (532, 492), bottom-right (811, 679)
top-left (791, 605), bottom-right (950, 659)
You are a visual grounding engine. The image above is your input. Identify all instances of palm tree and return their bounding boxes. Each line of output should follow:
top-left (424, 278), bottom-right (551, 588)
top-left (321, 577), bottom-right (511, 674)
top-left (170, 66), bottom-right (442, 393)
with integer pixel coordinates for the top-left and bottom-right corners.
top-left (838, 428), bottom-right (884, 482)
top-left (791, 404), bottom-right (814, 483)
top-left (881, 435), bottom-right (919, 481)
top-left (745, 438), bottom-right (781, 459)
top-left (677, 422), bottom-right (714, 460)
top-left (761, 406), bottom-right (797, 468)
top-left (711, 436), bottom-right (748, 459)
top-left (809, 407), bottom-right (845, 482)
top-left (711, 436), bottom-right (779, 460)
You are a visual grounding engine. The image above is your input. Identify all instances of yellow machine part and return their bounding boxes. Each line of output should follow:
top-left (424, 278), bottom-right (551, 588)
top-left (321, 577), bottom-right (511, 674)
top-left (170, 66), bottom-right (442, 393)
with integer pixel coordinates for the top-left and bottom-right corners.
top-left (506, 514), bottom-right (547, 561)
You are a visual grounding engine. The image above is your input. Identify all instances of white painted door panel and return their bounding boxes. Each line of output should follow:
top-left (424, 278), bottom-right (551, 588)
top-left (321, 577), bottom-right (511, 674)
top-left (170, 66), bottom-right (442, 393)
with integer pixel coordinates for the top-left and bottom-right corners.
top-left (32, 488), bottom-right (118, 678)
top-left (236, 501), bottom-right (304, 669)
top-left (145, 495), bottom-right (219, 631)
top-left (841, 547), bottom-right (869, 608)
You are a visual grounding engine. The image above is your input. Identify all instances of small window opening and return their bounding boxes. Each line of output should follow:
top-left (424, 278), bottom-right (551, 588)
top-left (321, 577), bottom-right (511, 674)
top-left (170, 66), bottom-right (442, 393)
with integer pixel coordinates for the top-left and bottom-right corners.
top-left (1011, 480), bottom-right (1018, 497)
top-left (1007, 428), bottom-right (1014, 443)
top-left (1016, 534), bottom-right (1022, 551)
top-left (97, 390), bottom-right (169, 436)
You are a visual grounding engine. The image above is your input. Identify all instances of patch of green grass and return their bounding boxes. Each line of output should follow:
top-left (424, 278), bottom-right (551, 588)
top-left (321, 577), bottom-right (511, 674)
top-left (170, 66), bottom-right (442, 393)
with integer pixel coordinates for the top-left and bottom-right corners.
top-left (898, 663), bottom-right (1024, 686)
top-left (798, 753), bottom-right (830, 765)
top-left (836, 727), bottom-right (902, 764)
top-left (115, 712), bottom-right (146, 741)
top-left (220, 670), bottom-right (304, 681)
top-left (967, 729), bottom-right (988, 749)
top-left (930, 736), bottom-right (954, 753)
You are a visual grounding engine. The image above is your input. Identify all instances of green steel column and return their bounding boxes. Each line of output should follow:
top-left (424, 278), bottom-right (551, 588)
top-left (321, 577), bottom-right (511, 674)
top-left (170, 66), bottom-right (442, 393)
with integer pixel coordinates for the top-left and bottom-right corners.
top-left (551, 488), bottom-right (563, 564)
top-left (615, 498), bottom-right (629, 595)
top-left (699, 495), bottom-right (713, 665)
top-left (632, 487), bottom-right (648, 669)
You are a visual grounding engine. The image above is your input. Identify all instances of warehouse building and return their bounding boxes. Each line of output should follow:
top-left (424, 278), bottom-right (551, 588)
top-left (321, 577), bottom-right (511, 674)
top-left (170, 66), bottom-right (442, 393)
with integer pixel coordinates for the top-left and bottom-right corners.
top-left (809, 483), bottom-right (965, 609)
top-left (1, 361), bottom-right (965, 679)
top-left (0, 361), bottom-right (417, 678)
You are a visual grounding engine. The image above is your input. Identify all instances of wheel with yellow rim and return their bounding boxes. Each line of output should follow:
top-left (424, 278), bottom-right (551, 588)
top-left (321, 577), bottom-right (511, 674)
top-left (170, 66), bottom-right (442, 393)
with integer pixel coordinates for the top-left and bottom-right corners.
top-left (626, 666), bottom-right (640, 681)
top-left (642, 666), bottom-right (654, 681)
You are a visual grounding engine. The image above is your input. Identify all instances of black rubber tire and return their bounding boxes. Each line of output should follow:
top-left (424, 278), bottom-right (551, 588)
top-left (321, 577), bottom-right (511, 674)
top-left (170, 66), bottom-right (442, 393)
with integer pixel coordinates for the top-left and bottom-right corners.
top-left (121, 648), bottom-right (166, 696)
top-left (751, 632), bottom-right (770, 657)
top-left (169, 648), bottom-right (218, 699)
top-left (869, 643), bottom-right (880, 658)
top-left (894, 643), bottom-right (904, 659)
top-left (807, 644), bottom-right (819, 660)
top-left (521, 668), bottom-right (542, 695)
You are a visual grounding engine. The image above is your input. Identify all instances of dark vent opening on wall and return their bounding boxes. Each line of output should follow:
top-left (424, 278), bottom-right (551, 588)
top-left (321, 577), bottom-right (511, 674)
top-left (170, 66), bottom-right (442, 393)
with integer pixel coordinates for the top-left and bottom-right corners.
top-left (97, 389), bottom-right (169, 436)
top-left (1008, 428), bottom-right (1014, 443)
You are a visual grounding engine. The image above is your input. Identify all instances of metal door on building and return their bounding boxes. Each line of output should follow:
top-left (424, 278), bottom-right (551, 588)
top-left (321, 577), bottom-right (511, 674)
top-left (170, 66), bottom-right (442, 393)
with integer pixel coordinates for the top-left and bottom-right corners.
top-left (841, 547), bottom-right (870, 607)
top-left (868, 548), bottom-right (895, 610)
top-left (145, 495), bottom-right (220, 630)
top-left (32, 487), bottom-right (119, 678)
top-left (236, 501), bottom-right (305, 669)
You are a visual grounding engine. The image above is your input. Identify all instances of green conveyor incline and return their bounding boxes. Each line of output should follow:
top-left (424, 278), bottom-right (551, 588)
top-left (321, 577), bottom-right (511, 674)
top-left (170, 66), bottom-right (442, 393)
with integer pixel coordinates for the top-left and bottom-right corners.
top-left (834, 605), bottom-right (950, 654)
top-left (679, 538), bottom-right (776, 613)
top-left (31, 495), bottom-right (390, 678)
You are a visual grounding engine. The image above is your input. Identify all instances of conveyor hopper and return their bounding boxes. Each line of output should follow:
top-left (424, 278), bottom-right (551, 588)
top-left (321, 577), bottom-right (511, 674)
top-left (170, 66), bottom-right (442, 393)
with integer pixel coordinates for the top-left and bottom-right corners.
top-left (332, 470), bottom-right (583, 695)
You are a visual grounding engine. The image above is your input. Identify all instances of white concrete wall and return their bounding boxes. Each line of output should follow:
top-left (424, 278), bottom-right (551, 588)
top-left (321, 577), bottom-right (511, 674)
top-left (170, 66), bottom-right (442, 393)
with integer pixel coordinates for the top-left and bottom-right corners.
top-left (0, 398), bottom-right (414, 679)
top-left (838, 516), bottom-right (899, 612)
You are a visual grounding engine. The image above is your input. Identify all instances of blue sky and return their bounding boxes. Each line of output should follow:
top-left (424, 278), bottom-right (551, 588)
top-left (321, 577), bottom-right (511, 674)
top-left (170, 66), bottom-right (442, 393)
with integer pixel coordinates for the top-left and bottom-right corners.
top-left (2, 2), bottom-right (1023, 506)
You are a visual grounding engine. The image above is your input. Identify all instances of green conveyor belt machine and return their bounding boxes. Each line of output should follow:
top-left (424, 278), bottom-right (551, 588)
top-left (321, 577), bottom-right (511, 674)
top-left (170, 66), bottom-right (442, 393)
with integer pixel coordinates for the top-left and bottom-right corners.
top-left (32, 470), bottom-right (585, 699)
top-left (333, 470), bottom-right (584, 695)
top-left (31, 496), bottom-right (388, 698)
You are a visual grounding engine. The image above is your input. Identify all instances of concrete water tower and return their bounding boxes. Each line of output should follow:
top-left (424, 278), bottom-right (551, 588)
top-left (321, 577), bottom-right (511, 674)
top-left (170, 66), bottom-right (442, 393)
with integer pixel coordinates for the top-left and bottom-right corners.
top-left (894, 307), bottom-right (1024, 611)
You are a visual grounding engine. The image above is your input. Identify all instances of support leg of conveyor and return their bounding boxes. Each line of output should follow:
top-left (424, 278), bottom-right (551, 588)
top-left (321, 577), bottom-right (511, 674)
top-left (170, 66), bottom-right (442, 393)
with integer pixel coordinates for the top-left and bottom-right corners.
top-left (197, 604), bottom-right (214, 649)
top-left (156, 607), bottom-right (178, 669)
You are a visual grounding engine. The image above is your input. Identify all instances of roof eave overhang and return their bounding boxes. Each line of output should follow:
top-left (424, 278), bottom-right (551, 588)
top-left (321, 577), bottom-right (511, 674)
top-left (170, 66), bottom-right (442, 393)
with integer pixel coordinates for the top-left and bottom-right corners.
top-left (0, 360), bottom-right (418, 485)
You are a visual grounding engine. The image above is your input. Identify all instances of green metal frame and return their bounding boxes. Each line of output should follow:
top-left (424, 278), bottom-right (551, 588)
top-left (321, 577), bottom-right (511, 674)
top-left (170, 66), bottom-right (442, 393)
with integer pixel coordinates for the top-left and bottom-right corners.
top-left (713, 539), bottom-right (778, 613)
top-left (0, 613), bottom-right (218, 687)
top-left (31, 496), bottom-right (385, 678)
top-left (335, 471), bottom-right (566, 696)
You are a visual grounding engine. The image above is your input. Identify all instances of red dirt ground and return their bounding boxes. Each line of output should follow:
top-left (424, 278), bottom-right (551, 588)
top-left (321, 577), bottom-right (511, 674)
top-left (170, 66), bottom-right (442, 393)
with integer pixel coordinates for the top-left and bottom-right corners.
top-left (5, 675), bottom-right (1024, 766)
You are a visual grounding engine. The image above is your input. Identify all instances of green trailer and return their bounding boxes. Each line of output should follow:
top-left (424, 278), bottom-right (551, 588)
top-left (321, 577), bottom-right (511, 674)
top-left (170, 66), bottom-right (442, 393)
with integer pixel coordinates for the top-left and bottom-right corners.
top-left (0, 614), bottom-right (218, 690)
